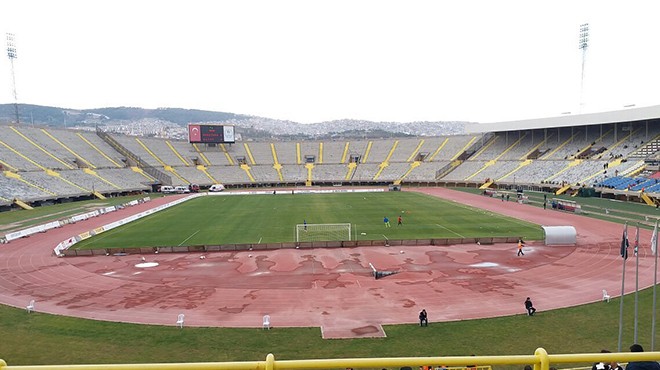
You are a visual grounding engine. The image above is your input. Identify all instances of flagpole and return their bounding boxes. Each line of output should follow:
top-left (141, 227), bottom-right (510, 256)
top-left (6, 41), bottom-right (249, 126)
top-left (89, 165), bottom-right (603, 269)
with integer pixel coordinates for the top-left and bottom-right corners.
top-left (618, 222), bottom-right (628, 352)
top-left (634, 224), bottom-right (640, 343)
top-left (652, 220), bottom-right (658, 350)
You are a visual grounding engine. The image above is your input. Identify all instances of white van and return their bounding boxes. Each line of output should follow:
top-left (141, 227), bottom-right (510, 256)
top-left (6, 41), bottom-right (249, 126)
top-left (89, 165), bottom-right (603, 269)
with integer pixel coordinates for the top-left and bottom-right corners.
top-left (159, 185), bottom-right (175, 194)
top-left (174, 186), bottom-right (191, 194)
top-left (209, 184), bottom-right (225, 192)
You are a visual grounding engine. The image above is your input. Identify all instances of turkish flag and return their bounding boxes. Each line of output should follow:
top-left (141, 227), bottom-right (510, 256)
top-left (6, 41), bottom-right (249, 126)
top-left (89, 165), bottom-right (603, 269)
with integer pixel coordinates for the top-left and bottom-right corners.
top-left (189, 125), bottom-right (201, 142)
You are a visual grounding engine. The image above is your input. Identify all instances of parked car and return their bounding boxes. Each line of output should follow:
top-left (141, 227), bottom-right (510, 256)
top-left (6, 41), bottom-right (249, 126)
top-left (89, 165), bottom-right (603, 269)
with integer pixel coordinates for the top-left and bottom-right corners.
top-left (209, 184), bottom-right (225, 192)
top-left (159, 185), bottom-right (175, 194)
top-left (174, 186), bottom-right (190, 194)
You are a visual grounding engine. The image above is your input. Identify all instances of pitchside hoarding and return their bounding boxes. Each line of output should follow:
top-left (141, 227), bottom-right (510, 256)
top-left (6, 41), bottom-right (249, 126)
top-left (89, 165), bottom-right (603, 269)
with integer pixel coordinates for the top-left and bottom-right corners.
top-left (188, 124), bottom-right (236, 144)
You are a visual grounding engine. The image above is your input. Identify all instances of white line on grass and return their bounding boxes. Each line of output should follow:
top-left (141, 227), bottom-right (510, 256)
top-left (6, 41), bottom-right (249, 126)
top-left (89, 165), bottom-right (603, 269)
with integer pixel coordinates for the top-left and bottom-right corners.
top-left (436, 224), bottom-right (465, 238)
top-left (257, 237), bottom-right (262, 244)
top-left (178, 230), bottom-right (200, 246)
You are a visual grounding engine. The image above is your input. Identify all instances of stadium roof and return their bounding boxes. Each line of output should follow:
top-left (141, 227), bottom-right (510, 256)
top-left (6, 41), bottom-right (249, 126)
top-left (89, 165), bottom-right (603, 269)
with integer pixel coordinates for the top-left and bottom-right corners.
top-left (466, 104), bottom-right (660, 133)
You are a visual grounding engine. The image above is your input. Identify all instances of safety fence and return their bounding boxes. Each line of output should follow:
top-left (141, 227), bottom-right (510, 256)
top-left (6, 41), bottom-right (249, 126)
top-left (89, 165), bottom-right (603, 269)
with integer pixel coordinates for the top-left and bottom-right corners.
top-left (2, 349), bottom-right (660, 370)
top-left (60, 236), bottom-right (523, 257)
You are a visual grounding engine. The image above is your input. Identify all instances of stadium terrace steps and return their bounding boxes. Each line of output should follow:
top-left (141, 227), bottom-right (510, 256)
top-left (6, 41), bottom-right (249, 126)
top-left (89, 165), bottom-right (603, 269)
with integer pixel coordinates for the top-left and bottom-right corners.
top-left (240, 164), bottom-right (256, 182)
top-left (496, 159), bottom-right (532, 182)
top-left (10, 127), bottom-right (76, 169)
top-left (166, 140), bottom-right (190, 166)
top-left (41, 129), bottom-right (96, 169)
top-left (83, 168), bottom-right (122, 190)
top-left (76, 132), bottom-right (124, 168)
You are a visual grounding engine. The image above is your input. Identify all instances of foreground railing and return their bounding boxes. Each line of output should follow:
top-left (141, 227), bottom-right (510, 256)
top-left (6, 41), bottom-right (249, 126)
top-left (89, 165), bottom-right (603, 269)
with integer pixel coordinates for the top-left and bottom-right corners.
top-left (2, 349), bottom-right (660, 370)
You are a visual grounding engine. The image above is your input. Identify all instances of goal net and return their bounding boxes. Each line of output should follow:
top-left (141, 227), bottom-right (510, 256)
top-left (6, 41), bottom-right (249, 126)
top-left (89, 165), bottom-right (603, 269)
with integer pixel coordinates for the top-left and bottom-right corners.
top-left (295, 223), bottom-right (352, 242)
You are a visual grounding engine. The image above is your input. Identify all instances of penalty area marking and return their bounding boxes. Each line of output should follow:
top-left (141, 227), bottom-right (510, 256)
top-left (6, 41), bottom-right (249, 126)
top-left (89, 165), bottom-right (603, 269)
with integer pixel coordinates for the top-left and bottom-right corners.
top-left (178, 230), bottom-right (200, 246)
top-left (435, 224), bottom-right (465, 238)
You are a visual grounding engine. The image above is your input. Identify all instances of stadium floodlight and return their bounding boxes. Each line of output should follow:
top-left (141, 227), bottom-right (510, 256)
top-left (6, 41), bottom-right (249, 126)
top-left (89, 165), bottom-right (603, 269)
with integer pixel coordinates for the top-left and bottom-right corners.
top-left (578, 23), bottom-right (589, 113)
top-left (296, 223), bottom-right (352, 243)
top-left (6, 32), bottom-right (20, 125)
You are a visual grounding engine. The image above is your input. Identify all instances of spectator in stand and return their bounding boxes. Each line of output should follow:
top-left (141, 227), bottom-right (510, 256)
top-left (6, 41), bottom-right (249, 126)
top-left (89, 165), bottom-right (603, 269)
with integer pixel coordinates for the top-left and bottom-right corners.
top-left (626, 344), bottom-right (660, 370)
top-left (592, 349), bottom-right (623, 370)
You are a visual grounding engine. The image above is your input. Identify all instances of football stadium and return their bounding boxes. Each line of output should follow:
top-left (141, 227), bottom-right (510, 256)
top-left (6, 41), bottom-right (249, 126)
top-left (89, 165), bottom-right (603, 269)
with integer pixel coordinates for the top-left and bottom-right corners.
top-left (3, 106), bottom-right (660, 369)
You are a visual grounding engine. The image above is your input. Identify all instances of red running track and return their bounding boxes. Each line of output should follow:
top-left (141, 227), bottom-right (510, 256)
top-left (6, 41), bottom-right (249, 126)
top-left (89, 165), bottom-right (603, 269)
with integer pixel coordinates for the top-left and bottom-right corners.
top-left (0, 188), bottom-right (655, 338)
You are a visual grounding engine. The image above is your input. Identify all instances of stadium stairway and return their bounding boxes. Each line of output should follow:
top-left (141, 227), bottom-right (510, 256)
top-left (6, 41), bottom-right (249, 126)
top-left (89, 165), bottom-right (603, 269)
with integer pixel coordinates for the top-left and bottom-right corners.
top-left (270, 144), bottom-right (284, 181)
top-left (41, 129), bottom-right (96, 169)
top-left (135, 138), bottom-right (167, 166)
top-left (427, 138), bottom-right (448, 161)
top-left (555, 184), bottom-right (572, 195)
top-left (13, 198), bottom-right (33, 210)
top-left (495, 132), bottom-right (529, 160)
top-left (295, 143), bottom-right (301, 164)
top-left (406, 139), bottom-right (424, 162)
top-left (398, 161), bottom-right (421, 182)
top-left (305, 163), bottom-right (314, 186)
top-left (496, 159), bottom-right (532, 182)
top-left (131, 166), bottom-right (156, 181)
top-left (76, 133), bottom-right (124, 168)
top-left (436, 160), bottom-right (463, 179)
top-left (362, 141), bottom-right (373, 163)
top-left (479, 180), bottom-right (494, 189)
top-left (373, 141), bottom-right (399, 180)
top-left (340, 142), bottom-right (350, 163)
top-left (83, 168), bottom-right (122, 190)
top-left (597, 127), bottom-right (642, 159)
top-left (166, 141), bottom-right (190, 166)
top-left (191, 144), bottom-right (213, 165)
top-left (11, 127), bottom-right (76, 169)
top-left (544, 159), bottom-right (582, 183)
top-left (4, 170), bottom-right (56, 197)
top-left (465, 160), bottom-right (496, 181)
top-left (219, 144), bottom-right (235, 165)
top-left (466, 135), bottom-right (498, 160)
top-left (243, 143), bottom-right (257, 165)
top-left (641, 192), bottom-right (656, 206)
top-left (197, 165), bottom-right (217, 183)
top-left (163, 165), bottom-right (189, 184)
top-left (46, 169), bottom-right (96, 195)
top-left (345, 162), bottom-right (357, 181)
top-left (240, 163), bottom-right (256, 182)
top-left (539, 132), bottom-right (580, 159)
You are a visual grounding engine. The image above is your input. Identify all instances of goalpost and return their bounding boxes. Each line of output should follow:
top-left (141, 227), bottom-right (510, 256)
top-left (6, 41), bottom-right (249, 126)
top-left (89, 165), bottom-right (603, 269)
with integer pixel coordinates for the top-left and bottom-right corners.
top-left (295, 223), bottom-right (352, 242)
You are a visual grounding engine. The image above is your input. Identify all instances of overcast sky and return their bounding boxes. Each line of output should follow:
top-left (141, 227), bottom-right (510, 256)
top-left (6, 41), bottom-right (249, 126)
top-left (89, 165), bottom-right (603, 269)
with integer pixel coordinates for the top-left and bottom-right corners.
top-left (1, 0), bottom-right (659, 124)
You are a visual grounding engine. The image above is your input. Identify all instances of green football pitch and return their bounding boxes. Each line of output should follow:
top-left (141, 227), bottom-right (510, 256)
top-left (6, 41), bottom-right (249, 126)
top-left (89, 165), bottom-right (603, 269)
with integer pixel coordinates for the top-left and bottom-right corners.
top-left (74, 192), bottom-right (544, 250)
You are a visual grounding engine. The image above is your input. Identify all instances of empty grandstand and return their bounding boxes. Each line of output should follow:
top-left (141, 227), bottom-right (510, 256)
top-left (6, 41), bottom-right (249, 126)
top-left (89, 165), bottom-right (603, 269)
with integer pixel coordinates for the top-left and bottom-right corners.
top-left (2, 105), bottom-right (660, 210)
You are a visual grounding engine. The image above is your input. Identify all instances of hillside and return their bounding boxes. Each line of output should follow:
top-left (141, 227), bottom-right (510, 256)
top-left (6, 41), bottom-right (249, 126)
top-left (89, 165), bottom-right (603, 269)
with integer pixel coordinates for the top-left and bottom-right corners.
top-left (0, 104), bottom-right (467, 139)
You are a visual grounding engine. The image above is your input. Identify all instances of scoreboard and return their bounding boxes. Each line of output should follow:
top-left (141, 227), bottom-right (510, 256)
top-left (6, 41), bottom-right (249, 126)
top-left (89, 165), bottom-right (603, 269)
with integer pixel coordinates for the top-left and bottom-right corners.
top-left (188, 124), bottom-right (235, 144)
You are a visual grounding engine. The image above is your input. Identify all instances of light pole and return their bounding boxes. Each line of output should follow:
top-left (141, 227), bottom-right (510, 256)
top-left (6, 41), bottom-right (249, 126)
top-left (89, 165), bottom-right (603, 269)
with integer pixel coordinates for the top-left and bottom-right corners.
top-left (6, 33), bottom-right (19, 125)
top-left (578, 23), bottom-right (589, 113)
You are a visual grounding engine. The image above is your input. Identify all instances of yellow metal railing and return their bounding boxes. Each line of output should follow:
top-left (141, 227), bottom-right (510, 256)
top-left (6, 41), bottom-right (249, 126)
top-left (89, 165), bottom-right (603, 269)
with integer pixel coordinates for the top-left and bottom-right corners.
top-left (3, 350), bottom-right (660, 370)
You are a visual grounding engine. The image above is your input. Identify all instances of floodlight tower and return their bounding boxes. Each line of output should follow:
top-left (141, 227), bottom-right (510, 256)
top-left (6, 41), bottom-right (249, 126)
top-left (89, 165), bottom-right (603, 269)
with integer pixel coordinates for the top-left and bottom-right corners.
top-left (6, 33), bottom-right (20, 125)
top-left (578, 23), bottom-right (589, 113)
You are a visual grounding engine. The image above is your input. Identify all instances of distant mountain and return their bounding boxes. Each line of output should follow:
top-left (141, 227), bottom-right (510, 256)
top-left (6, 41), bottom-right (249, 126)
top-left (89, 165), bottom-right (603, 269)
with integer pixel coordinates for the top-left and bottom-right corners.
top-left (0, 104), bottom-right (468, 139)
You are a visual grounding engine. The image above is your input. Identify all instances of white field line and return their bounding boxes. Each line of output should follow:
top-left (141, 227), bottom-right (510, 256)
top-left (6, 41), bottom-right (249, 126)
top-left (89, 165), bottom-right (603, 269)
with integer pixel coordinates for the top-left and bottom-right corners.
top-left (178, 230), bottom-right (200, 246)
top-left (436, 223), bottom-right (465, 238)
